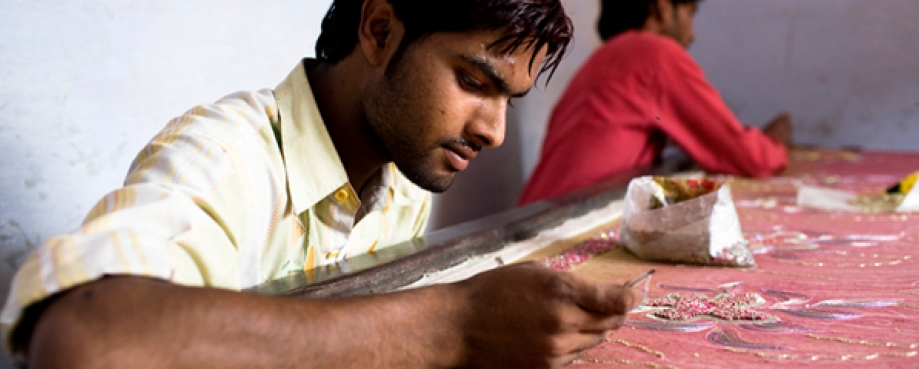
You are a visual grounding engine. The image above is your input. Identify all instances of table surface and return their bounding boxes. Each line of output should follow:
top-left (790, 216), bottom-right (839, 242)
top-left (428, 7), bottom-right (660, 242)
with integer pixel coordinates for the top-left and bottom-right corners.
top-left (527, 149), bottom-right (919, 368)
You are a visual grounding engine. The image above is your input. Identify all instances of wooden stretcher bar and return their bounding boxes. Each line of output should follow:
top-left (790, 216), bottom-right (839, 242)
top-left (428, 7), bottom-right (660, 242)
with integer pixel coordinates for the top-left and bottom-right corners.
top-left (248, 154), bottom-right (692, 298)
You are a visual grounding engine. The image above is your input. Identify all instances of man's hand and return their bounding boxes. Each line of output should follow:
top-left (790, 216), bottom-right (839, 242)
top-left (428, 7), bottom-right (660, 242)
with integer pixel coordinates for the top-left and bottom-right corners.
top-left (449, 262), bottom-right (643, 368)
top-left (763, 113), bottom-right (793, 147)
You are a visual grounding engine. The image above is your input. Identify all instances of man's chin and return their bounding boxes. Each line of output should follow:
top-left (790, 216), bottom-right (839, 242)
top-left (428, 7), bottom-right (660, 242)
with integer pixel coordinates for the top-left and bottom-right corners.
top-left (407, 169), bottom-right (455, 193)
top-left (416, 174), bottom-right (455, 193)
top-left (392, 159), bottom-right (457, 193)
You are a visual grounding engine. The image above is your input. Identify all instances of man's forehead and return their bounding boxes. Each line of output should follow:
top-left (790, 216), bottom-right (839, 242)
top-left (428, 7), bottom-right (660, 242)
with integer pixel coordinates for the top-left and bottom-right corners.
top-left (481, 36), bottom-right (549, 73)
top-left (417, 30), bottom-right (548, 86)
top-left (436, 29), bottom-right (545, 58)
top-left (459, 52), bottom-right (543, 96)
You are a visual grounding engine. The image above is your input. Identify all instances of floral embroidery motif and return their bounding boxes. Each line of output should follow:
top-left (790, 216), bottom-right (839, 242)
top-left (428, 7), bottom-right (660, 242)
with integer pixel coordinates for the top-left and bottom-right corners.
top-left (644, 292), bottom-right (777, 323)
top-left (541, 232), bottom-right (618, 271)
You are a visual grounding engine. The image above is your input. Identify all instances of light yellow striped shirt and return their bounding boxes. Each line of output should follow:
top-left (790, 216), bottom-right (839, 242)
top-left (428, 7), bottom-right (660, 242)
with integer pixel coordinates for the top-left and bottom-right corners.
top-left (1, 60), bottom-right (432, 343)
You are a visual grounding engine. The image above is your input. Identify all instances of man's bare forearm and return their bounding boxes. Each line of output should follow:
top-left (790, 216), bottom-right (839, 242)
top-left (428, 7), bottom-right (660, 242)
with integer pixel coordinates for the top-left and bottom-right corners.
top-left (25, 263), bottom-right (641, 368)
top-left (27, 276), bottom-right (463, 368)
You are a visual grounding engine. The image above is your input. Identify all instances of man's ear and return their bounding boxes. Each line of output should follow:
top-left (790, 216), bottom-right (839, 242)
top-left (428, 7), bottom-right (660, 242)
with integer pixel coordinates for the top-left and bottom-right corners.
top-left (651, 0), bottom-right (673, 22)
top-left (357, 0), bottom-right (404, 67)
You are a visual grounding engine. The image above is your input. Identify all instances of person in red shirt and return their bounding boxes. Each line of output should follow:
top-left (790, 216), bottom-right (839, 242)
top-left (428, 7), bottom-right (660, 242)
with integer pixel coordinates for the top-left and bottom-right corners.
top-left (519, 0), bottom-right (793, 205)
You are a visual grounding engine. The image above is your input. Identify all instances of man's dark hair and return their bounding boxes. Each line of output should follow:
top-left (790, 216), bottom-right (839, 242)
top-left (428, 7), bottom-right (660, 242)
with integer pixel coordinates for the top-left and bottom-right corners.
top-left (315, 0), bottom-right (573, 82)
top-left (597, 0), bottom-right (701, 41)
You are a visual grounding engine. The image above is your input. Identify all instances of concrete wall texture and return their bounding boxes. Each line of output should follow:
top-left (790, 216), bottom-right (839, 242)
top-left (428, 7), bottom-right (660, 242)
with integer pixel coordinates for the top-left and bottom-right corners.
top-left (1, 0), bottom-right (917, 365)
top-left (0, 1), bottom-right (331, 365)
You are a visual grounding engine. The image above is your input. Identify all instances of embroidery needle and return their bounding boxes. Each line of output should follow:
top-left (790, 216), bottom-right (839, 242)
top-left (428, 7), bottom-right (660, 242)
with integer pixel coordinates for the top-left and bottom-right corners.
top-left (625, 269), bottom-right (656, 287)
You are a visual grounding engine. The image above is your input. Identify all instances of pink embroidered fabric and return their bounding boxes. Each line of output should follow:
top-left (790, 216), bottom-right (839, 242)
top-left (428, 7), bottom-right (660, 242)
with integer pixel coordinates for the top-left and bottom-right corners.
top-left (550, 149), bottom-right (919, 368)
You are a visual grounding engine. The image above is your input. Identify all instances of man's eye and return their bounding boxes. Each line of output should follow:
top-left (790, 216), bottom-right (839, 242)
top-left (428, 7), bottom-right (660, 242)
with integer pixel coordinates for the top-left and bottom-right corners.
top-left (459, 73), bottom-right (484, 92)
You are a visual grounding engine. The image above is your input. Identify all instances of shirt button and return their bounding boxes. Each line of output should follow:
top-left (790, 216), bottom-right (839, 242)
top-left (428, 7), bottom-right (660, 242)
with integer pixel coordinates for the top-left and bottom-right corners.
top-left (334, 189), bottom-right (349, 202)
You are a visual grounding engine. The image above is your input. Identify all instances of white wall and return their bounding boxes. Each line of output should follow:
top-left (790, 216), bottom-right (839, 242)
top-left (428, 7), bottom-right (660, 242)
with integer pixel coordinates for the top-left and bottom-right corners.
top-left (691, 0), bottom-right (919, 150)
top-left (0, 1), bottom-right (330, 365)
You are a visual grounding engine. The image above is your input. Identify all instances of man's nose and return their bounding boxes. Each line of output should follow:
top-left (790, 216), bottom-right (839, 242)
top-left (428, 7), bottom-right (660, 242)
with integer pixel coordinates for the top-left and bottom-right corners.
top-left (466, 98), bottom-right (507, 149)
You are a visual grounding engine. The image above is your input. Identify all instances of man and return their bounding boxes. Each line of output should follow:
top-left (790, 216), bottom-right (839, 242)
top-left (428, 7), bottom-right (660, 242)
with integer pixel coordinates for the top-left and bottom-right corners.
top-left (2, 0), bottom-right (643, 368)
top-left (518, 0), bottom-right (793, 205)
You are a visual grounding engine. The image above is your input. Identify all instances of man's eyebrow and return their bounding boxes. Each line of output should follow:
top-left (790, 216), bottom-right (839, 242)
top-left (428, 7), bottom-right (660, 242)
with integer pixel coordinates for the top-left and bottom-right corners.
top-left (461, 55), bottom-right (532, 98)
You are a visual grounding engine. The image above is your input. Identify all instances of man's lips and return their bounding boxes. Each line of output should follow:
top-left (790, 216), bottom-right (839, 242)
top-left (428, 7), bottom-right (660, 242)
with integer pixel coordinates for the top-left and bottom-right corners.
top-left (443, 143), bottom-right (479, 171)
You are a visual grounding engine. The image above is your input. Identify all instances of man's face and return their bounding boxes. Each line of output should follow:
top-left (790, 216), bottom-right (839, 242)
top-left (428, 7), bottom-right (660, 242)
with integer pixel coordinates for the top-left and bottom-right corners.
top-left (662, 2), bottom-right (698, 48)
top-left (361, 31), bottom-right (546, 193)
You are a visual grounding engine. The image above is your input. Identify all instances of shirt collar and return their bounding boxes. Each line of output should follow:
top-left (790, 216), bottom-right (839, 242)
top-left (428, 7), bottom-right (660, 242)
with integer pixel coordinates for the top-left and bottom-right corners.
top-left (274, 59), bottom-right (417, 215)
top-left (275, 59), bottom-right (350, 215)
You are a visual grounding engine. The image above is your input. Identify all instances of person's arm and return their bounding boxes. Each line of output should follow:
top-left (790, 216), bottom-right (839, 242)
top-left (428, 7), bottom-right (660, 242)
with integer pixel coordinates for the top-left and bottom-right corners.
top-left (655, 47), bottom-right (789, 177)
top-left (762, 112), bottom-right (793, 148)
top-left (26, 262), bottom-right (640, 369)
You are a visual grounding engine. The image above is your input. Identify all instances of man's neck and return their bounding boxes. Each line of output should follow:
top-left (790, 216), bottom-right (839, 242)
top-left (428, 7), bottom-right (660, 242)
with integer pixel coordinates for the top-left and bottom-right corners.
top-left (641, 17), bottom-right (665, 36)
top-left (305, 59), bottom-right (389, 192)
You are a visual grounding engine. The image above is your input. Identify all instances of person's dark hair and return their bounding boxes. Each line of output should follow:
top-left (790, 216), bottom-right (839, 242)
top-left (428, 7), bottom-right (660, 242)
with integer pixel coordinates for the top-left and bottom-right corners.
top-left (597, 0), bottom-right (701, 41)
top-left (315, 0), bottom-right (573, 82)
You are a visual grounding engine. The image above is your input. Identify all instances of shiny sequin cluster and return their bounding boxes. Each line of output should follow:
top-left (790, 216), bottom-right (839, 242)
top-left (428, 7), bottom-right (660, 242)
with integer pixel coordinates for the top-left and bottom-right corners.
top-left (644, 292), bottom-right (776, 323)
top-left (710, 241), bottom-right (757, 267)
top-left (542, 238), bottom-right (619, 271)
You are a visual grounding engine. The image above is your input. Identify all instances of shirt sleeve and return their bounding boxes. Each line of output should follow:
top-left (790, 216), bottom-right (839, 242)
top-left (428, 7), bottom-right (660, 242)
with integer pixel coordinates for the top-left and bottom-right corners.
top-left (0, 96), bottom-right (278, 348)
top-left (654, 46), bottom-right (788, 178)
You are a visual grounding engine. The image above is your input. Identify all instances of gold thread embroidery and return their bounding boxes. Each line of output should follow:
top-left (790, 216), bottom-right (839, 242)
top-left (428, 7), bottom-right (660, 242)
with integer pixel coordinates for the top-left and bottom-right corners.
top-left (900, 304), bottom-right (919, 310)
top-left (806, 334), bottom-right (919, 349)
top-left (899, 291), bottom-right (919, 297)
top-left (612, 339), bottom-right (666, 359)
top-left (572, 338), bottom-right (674, 367)
top-left (726, 348), bottom-right (917, 361)
top-left (570, 357), bottom-right (679, 368)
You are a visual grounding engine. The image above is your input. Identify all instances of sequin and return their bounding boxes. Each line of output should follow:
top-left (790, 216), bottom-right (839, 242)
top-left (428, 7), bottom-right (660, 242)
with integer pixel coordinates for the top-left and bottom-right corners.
top-left (541, 238), bottom-right (619, 271)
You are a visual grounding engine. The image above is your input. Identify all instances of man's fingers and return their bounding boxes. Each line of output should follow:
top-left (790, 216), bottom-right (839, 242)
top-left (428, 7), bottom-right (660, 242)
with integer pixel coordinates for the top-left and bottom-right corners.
top-left (549, 332), bottom-right (610, 368)
top-left (554, 353), bottom-right (582, 368)
top-left (576, 312), bottom-right (628, 333)
top-left (551, 331), bottom-right (609, 356)
top-left (573, 281), bottom-right (642, 315)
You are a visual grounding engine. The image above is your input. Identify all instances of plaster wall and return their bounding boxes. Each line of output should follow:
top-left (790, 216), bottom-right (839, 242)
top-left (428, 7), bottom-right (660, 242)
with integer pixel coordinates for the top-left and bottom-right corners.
top-left (0, 1), bottom-right (331, 365)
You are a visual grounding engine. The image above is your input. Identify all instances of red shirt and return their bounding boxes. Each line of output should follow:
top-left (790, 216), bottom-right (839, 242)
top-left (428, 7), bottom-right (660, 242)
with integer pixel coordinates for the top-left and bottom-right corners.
top-left (518, 31), bottom-right (787, 205)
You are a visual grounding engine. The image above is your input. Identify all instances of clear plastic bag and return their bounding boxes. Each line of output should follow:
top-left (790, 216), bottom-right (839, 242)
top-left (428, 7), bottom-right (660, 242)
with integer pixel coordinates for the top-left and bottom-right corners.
top-left (619, 176), bottom-right (755, 267)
